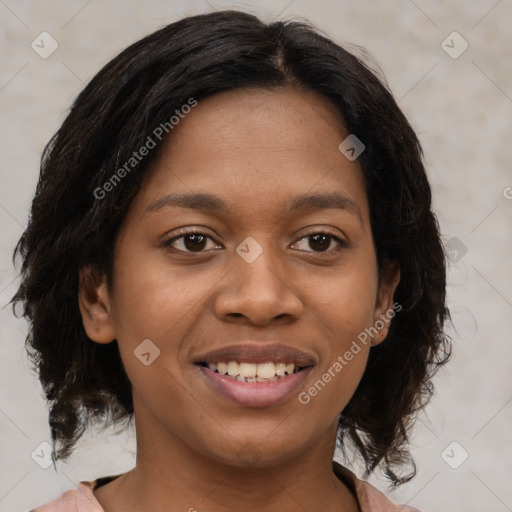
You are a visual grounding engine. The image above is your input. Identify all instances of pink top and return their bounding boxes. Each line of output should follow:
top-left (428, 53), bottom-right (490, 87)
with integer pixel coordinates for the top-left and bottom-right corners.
top-left (29, 464), bottom-right (421, 512)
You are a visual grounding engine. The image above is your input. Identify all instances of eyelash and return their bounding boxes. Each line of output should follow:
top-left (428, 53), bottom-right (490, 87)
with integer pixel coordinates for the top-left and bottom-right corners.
top-left (162, 228), bottom-right (348, 255)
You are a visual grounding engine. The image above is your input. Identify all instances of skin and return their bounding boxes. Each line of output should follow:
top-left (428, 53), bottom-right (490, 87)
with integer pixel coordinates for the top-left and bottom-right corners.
top-left (79, 86), bottom-right (400, 512)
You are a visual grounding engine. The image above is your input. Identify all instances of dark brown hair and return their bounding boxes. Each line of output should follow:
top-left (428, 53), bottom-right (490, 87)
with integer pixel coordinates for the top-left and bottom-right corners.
top-left (11, 10), bottom-right (451, 487)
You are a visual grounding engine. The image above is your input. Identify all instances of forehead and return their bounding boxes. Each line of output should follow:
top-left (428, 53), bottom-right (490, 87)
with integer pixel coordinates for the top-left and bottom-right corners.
top-left (166, 86), bottom-right (349, 155)
top-left (131, 86), bottom-right (369, 224)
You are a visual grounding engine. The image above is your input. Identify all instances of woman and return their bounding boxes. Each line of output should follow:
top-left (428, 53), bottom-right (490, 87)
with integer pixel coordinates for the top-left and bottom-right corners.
top-left (12, 10), bottom-right (451, 511)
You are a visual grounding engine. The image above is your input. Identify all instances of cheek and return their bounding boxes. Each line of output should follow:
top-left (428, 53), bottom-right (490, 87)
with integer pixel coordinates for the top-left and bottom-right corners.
top-left (301, 255), bottom-right (378, 403)
top-left (109, 252), bottom-right (222, 392)
top-left (110, 252), bottom-right (208, 339)
top-left (309, 264), bottom-right (378, 338)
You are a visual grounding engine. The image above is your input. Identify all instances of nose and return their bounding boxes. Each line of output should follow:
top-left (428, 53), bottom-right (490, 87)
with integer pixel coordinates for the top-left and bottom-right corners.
top-left (213, 240), bottom-right (304, 326)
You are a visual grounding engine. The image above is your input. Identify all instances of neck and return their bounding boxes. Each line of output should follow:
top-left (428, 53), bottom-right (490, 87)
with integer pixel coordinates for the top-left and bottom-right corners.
top-left (98, 398), bottom-right (360, 512)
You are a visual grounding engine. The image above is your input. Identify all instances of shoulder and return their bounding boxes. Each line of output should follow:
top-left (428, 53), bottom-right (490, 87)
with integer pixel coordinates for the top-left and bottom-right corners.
top-left (353, 479), bottom-right (422, 512)
top-left (28, 480), bottom-right (105, 512)
top-left (333, 462), bottom-right (422, 512)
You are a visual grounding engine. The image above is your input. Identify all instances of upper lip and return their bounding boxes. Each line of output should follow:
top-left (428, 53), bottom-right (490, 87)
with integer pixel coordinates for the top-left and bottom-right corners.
top-left (194, 343), bottom-right (316, 367)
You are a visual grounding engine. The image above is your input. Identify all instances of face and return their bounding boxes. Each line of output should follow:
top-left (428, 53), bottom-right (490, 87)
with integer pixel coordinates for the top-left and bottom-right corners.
top-left (79, 86), bottom-right (400, 469)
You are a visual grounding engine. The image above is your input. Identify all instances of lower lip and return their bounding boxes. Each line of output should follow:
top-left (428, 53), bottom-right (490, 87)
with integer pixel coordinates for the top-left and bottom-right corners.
top-left (197, 365), bottom-right (313, 407)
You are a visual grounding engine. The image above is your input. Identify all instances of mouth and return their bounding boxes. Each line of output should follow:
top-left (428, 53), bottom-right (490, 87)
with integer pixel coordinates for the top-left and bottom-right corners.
top-left (193, 343), bottom-right (315, 407)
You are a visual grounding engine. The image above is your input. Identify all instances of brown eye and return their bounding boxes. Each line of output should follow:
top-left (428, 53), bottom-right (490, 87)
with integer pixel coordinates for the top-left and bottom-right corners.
top-left (293, 231), bottom-right (346, 253)
top-left (164, 231), bottom-right (220, 253)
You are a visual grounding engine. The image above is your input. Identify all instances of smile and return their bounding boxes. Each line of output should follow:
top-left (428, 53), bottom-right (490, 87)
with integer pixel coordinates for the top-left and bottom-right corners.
top-left (196, 362), bottom-right (313, 407)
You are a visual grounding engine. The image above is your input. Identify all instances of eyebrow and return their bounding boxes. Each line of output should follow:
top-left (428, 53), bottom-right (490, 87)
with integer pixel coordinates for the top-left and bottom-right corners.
top-left (144, 191), bottom-right (362, 223)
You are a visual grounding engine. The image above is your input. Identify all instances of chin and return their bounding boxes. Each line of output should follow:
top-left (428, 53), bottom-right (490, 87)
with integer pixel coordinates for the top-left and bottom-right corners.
top-left (200, 436), bottom-right (307, 470)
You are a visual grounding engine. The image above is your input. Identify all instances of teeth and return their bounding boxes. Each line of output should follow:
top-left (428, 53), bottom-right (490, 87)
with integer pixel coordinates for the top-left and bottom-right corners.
top-left (257, 362), bottom-right (275, 379)
top-left (239, 363), bottom-right (257, 378)
top-left (275, 362), bottom-right (287, 376)
top-left (206, 360), bottom-right (299, 381)
top-left (227, 361), bottom-right (238, 376)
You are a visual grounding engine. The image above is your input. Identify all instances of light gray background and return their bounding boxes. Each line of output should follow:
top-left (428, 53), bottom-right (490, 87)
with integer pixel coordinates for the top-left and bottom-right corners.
top-left (1, 1), bottom-right (511, 511)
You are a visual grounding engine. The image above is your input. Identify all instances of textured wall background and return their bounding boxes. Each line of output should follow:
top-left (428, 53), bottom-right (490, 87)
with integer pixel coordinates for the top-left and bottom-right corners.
top-left (1, 1), bottom-right (511, 511)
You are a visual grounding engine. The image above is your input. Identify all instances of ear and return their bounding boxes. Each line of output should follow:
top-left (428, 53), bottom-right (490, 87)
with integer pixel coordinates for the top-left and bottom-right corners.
top-left (371, 261), bottom-right (401, 346)
top-left (78, 266), bottom-right (116, 344)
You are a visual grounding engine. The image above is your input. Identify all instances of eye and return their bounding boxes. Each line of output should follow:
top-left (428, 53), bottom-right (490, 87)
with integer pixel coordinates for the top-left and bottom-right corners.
top-left (292, 230), bottom-right (347, 253)
top-left (163, 230), bottom-right (221, 253)
top-left (163, 228), bottom-right (347, 254)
